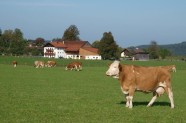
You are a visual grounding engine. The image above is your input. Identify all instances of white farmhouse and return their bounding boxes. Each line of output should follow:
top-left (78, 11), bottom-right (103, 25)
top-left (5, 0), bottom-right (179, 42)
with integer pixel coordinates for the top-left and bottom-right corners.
top-left (43, 40), bottom-right (101, 60)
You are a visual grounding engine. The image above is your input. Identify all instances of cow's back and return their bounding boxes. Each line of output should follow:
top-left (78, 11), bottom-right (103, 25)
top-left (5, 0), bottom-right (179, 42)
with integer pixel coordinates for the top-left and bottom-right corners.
top-left (119, 65), bottom-right (171, 92)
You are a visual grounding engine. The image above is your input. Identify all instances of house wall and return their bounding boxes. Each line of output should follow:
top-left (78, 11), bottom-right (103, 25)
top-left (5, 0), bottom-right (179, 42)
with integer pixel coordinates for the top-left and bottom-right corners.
top-left (54, 48), bottom-right (66, 58)
top-left (134, 54), bottom-right (149, 61)
top-left (66, 54), bottom-right (80, 59)
top-left (121, 52), bottom-right (130, 58)
top-left (44, 47), bottom-right (55, 58)
top-left (79, 48), bottom-right (101, 60)
top-left (79, 48), bottom-right (97, 56)
top-left (44, 47), bottom-right (66, 58)
top-left (85, 55), bottom-right (101, 60)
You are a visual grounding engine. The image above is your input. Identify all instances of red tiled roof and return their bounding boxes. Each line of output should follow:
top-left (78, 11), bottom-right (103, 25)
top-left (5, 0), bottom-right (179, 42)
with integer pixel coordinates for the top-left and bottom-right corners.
top-left (63, 41), bottom-right (88, 51)
top-left (45, 40), bottom-right (94, 52)
top-left (50, 41), bottom-right (67, 48)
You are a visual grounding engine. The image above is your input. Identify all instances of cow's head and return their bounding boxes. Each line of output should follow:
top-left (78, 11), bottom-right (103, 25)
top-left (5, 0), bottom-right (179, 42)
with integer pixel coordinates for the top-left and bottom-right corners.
top-left (106, 60), bottom-right (120, 77)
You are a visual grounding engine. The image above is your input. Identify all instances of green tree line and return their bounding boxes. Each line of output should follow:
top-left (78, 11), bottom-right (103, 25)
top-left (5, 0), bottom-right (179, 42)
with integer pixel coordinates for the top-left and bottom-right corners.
top-left (0, 25), bottom-right (171, 59)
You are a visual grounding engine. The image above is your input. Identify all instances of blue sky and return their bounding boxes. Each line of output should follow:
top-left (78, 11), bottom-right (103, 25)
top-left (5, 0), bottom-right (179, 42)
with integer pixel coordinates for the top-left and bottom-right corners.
top-left (0, 0), bottom-right (186, 47)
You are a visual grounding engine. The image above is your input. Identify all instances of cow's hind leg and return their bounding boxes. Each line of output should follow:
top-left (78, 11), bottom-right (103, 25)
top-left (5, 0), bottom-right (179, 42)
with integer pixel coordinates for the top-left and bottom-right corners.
top-left (148, 85), bottom-right (166, 107)
top-left (147, 92), bottom-right (158, 107)
top-left (165, 87), bottom-right (174, 108)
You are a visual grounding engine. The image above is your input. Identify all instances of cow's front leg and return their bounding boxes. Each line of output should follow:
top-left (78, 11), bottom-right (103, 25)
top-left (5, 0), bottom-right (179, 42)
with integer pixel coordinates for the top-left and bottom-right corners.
top-left (128, 88), bottom-right (135, 108)
top-left (121, 87), bottom-right (129, 107)
top-left (125, 95), bottom-right (129, 107)
top-left (128, 96), bottom-right (133, 108)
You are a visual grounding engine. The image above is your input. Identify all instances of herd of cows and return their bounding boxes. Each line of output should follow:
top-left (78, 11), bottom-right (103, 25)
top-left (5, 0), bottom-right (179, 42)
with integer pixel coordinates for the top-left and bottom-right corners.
top-left (12, 59), bottom-right (176, 108)
top-left (12, 60), bottom-right (83, 71)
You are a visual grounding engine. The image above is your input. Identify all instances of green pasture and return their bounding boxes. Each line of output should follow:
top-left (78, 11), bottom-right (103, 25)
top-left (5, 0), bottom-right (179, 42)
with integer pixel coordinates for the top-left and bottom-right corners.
top-left (0, 56), bottom-right (186, 123)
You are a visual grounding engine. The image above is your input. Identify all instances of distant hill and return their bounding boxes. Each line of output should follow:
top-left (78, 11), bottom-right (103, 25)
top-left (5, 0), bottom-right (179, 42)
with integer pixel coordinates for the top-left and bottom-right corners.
top-left (136, 41), bottom-right (186, 56)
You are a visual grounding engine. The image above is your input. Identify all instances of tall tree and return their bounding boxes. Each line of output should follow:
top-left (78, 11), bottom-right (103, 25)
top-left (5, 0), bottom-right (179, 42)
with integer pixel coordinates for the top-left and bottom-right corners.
top-left (11, 28), bottom-right (26, 55)
top-left (0, 28), bottom-right (26, 55)
top-left (0, 28), bottom-right (2, 53)
top-left (1, 29), bottom-right (14, 53)
top-left (62, 25), bottom-right (80, 41)
top-left (0, 29), bottom-right (1, 38)
top-left (148, 41), bottom-right (159, 59)
top-left (99, 32), bottom-right (119, 60)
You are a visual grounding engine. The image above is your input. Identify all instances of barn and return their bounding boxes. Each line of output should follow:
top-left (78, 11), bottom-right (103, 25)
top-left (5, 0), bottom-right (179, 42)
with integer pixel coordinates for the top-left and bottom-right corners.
top-left (121, 48), bottom-right (149, 61)
top-left (43, 40), bottom-right (101, 60)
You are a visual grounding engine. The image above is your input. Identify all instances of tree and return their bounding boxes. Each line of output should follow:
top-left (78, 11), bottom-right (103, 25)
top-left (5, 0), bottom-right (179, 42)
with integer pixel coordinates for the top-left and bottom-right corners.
top-left (92, 40), bottom-right (100, 49)
top-left (99, 32), bottom-right (119, 60)
top-left (11, 28), bottom-right (26, 55)
top-left (35, 37), bottom-right (45, 46)
top-left (0, 28), bottom-right (26, 55)
top-left (62, 25), bottom-right (80, 41)
top-left (0, 28), bottom-right (2, 37)
top-left (0, 29), bottom-right (14, 54)
top-left (148, 41), bottom-right (159, 59)
top-left (159, 48), bottom-right (172, 59)
top-left (0, 28), bottom-right (2, 54)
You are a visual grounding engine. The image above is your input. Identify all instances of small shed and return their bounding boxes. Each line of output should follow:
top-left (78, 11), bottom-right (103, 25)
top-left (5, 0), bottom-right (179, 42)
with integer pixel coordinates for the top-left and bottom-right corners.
top-left (133, 48), bottom-right (149, 61)
top-left (121, 48), bottom-right (149, 61)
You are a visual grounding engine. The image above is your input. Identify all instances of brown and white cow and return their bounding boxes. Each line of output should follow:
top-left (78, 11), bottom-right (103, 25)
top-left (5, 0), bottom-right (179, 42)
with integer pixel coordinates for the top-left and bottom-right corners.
top-left (65, 61), bottom-right (82, 71)
top-left (106, 61), bottom-right (174, 109)
top-left (34, 61), bottom-right (45, 68)
top-left (12, 61), bottom-right (17, 67)
top-left (46, 60), bottom-right (56, 67)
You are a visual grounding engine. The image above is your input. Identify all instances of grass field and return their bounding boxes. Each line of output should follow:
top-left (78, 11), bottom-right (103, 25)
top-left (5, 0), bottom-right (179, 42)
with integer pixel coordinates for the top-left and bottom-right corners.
top-left (0, 56), bottom-right (186, 123)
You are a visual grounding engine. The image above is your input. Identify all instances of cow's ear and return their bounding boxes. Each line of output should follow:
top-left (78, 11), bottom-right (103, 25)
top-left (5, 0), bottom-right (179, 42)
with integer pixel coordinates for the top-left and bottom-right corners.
top-left (119, 63), bottom-right (122, 72)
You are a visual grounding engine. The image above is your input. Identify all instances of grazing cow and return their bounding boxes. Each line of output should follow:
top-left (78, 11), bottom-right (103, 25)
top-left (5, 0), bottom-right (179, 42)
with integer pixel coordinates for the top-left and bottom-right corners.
top-left (34, 61), bottom-right (44, 68)
top-left (65, 61), bottom-right (82, 71)
top-left (106, 61), bottom-right (174, 109)
top-left (12, 61), bottom-right (17, 67)
top-left (46, 60), bottom-right (56, 67)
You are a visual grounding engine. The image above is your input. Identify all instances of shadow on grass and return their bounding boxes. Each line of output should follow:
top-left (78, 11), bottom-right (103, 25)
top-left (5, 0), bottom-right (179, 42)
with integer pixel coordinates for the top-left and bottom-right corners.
top-left (118, 101), bottom-right (170, 107)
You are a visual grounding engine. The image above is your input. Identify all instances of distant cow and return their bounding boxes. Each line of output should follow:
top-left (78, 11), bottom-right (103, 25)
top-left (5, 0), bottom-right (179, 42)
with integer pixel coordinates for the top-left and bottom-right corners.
top-left (12, 61), bottom-right (17, 67)
top-left (106, 61), bottom-right (174, 109)
top-left (65, 61), bottom-right (82, 71)
top-left (46, 60), bottom-right (56, 67)
top-left (34, 61), bottom-right (44, 68)
top-left (160, 65), bottom-right (176, 72)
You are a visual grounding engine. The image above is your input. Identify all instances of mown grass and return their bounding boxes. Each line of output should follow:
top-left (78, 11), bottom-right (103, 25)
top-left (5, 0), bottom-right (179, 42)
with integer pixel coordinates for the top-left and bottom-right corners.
top-left (0, 56), bottom-right (186, 123)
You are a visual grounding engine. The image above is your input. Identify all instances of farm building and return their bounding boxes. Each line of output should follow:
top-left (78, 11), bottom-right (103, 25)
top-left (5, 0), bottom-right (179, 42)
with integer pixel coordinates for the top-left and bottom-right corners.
top-left (43, 40), bottom-right (101, 60)
top-left (121, 48), bottom-right (149, 61)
